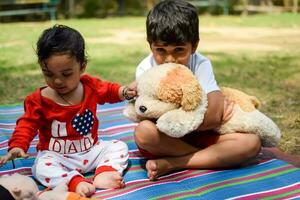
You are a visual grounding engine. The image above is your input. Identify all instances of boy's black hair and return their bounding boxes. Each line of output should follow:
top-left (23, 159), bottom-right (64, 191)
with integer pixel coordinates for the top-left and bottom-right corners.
top-left (146, 0), bottom-right (199, 46)
top-left (36, 24), bottom-right (87, 66)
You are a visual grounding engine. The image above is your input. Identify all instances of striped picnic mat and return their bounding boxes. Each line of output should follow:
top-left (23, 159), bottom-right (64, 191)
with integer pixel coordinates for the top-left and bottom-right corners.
top-left (0, 102), bottom-right (299, 200)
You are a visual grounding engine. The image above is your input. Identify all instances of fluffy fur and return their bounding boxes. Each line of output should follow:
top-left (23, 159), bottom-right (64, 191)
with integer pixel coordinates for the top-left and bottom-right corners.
top-left (0, 173), bottom-right (95, 200)
top-left (124, 63), bottom-right (281, 147)
top-left (39, 182), bottom-right (95, 200)
top-left (0, 173), bottom-right (39, 200)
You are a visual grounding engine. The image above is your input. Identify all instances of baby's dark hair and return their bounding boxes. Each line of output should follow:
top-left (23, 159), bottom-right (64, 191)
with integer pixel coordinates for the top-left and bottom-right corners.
top-left (36, 24), bottom-right (87, 66)
top-left (146, 0), bottom-right (199, 46)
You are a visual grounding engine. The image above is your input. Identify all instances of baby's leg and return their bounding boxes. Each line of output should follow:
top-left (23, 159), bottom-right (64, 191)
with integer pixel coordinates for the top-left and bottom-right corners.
top-left (94, 170), bottom-right (125, 189)
top-left (93, 140), bottom-right (128, 189)
top-left (32, 151), bottom-right (95, 197)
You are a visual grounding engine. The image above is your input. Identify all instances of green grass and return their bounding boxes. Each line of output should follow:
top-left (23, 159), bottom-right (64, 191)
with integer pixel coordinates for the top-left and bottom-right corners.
top-left (0, 14), bottom-right (299, 154)
top-left (201, 13), bottom-right (300, 28)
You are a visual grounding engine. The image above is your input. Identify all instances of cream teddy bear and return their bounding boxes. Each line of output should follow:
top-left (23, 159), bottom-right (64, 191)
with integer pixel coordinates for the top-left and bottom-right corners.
top-left (0, 173), bottom-right (39, 200)
top-left (38, 182), bottom-right (97, 200)
top-left (123, 63), bottom-right (281, 147)
top-left (0, 173), bottom-right (97, 200)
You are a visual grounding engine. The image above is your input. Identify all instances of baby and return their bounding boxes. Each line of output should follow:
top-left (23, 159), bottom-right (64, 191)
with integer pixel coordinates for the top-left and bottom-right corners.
top-left (0, 24), bottom-right (136, 197)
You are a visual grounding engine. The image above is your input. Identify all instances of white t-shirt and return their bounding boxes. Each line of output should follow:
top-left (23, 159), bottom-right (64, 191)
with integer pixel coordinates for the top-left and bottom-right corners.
top-left (136, 52), bottom-right (220, 94)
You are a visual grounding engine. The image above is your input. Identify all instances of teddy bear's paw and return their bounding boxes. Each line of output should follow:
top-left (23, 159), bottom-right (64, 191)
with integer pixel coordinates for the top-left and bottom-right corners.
top-left (260, 123), bottom-right (281, 147)
top-left (39, 182), bottom-right (69, 200)
top-left (157, 108), bottom-right (204, 138)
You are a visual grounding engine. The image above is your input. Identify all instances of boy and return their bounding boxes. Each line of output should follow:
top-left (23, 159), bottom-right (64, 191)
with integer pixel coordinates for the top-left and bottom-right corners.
top-left (134, 0), bottom-right (262, 180)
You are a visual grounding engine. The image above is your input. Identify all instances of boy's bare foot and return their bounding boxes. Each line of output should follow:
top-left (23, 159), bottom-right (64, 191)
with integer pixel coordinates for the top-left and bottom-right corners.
top-left (76, 181), bottom-right (96, 197)
top-left (146, 159), bottom-right (175, 181)
top-left (93, 171), bottom-right (125, 189)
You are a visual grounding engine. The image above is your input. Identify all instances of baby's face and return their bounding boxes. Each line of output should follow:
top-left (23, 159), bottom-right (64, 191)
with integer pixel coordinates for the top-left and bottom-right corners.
top-left (150, 41), bottom-right (195, 66)
top-left (41, 54), bottom-right (85, 95)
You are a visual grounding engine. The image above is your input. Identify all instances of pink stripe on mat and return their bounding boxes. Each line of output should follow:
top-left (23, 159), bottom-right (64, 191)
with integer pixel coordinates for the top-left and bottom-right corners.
top-left (158, 164), bottom-right (295, 200)
top-left (95, 169), bottom-right (216, 199)
top-left (0, 167), bottom-right (32, 176)
top-left (232, 182), bottom-right (300, 200)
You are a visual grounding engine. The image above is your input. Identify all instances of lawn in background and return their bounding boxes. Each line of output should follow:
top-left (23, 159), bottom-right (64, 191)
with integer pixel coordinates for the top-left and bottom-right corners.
top-left (0, 14), bottom-right (299, 154)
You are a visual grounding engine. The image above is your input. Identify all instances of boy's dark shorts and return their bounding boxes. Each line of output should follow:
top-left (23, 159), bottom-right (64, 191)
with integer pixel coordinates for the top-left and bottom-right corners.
top-left (137, 130), bottom-right (220, 159)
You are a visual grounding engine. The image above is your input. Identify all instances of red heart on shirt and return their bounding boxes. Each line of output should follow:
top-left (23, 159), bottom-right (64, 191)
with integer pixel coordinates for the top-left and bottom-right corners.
top-left (83, 159), bottom-right (89, 165)
top-left (45, 162), bottom-right (52, 166)
top-left (45, 178), bottom-right (50, 183)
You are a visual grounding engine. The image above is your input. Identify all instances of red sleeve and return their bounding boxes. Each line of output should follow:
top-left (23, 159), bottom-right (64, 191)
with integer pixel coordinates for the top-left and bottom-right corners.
top-left (8, 93), bottom-right (42, 152)
top-left (81, 74), bottom-right (122, 104)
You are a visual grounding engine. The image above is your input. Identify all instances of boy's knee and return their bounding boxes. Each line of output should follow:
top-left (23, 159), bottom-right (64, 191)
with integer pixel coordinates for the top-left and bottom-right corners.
top-left (134, 120), bottom-right (158, 148)
top-left (240, 134), bottom-right (261, 157)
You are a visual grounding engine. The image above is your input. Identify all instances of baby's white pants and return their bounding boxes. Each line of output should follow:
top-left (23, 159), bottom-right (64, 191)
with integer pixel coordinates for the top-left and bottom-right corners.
top-left (32, 139), bottom-right (128, 188)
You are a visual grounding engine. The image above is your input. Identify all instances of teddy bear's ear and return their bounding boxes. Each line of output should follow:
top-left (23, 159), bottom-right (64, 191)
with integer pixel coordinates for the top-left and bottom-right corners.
top-left (157, 75), bottom-right (182, 107)
top-left (157, 66), bottom-right (202, 111)
top-left (179, 67), bottom-right (202, 111)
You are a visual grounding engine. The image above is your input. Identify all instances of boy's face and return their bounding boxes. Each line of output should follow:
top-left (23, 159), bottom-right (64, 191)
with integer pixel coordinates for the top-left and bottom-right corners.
top-left (150, 41), bottom-right (197, 66)
top-left (41, 54), bottom-right (86, 95)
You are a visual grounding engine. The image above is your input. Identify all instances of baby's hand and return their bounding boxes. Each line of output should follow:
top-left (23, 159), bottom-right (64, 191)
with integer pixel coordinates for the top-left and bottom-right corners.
top-left (222, 98), bottom-right (235, 124)
top-left (0, 147), bottom-right (29, 166)
top-left (127, 81), bottom-right (137, 97)
top-left (76, 181), bottom-right (95, 197)
top-left (122, 81), bottom-right (137, 100)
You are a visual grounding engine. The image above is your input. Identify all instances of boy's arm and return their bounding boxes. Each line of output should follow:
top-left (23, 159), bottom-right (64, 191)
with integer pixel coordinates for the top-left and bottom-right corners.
top-left (196, 91), bottom-right (226, 131)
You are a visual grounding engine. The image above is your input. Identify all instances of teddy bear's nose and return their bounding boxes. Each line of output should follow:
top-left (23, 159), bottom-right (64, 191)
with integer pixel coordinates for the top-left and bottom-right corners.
top-left (139, 106), bottom-right (147, 113)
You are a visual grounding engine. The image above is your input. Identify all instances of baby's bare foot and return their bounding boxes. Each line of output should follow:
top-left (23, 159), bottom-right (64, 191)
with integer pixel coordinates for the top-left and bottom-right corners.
top-left (76, 181), bottom-right (96, 197)
top-left (93, 171), bottom-right (125, 189)
top-left (146, 159), bottom-right (174, 181)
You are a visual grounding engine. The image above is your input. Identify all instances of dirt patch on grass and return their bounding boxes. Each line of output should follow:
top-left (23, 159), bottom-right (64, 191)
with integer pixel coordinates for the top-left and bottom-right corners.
top-left (0, 40), bottom-right (27, 48)
top-left (93, 27), bottom-right (300, 53)
top-left (86, 29), bottom-right (145, 45)
top-left (200, 27), bottom-right (300, 52)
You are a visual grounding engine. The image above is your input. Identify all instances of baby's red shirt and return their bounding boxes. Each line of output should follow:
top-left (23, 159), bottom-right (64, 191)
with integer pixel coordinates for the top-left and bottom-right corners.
top-left (8, 74), bottom-right (122, 154)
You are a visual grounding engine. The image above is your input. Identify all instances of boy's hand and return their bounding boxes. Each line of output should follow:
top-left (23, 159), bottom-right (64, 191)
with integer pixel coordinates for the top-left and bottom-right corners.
top-left (0, 147), bottom-right (29, 166)
top-left (222, 98), bottom-right (235, 124)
